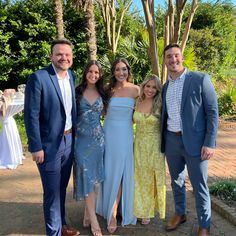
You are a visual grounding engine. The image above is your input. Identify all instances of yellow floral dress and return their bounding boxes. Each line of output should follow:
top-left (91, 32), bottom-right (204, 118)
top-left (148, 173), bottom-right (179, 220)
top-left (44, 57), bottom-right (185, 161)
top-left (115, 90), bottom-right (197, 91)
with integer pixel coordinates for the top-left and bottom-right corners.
top-left (133, 111), bottom-right (166, 219)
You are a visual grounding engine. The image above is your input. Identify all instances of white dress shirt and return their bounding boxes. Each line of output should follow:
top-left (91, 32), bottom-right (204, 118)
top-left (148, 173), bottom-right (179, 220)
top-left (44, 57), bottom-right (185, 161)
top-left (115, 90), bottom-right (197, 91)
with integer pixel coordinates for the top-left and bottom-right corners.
top-left (52, 64), bottom-right (72, 131)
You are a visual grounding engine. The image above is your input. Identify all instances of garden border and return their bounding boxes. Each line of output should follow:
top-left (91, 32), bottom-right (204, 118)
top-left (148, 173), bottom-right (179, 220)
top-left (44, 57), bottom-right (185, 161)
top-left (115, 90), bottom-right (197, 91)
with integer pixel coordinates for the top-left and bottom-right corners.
top-left (218, 119), bottom-right (236, 131)
top-left (211, 195), bottom-right (236, 226)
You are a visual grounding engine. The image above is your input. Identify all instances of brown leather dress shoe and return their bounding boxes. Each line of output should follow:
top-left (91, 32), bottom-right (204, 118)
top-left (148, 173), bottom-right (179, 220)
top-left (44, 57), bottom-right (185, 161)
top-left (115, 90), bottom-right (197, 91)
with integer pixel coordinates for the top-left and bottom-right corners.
top-left (165, 214), bottom-right (187, 231)
top-left (197, 227), bottom-right (210, 236)
top-left (61, 225), bottom-right (80, 236)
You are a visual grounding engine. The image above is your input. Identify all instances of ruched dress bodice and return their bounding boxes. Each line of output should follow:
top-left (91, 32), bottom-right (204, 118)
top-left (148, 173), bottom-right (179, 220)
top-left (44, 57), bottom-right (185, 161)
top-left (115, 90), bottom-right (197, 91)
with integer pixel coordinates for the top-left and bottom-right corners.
top-left (105, 97), bottom-right (135, 121)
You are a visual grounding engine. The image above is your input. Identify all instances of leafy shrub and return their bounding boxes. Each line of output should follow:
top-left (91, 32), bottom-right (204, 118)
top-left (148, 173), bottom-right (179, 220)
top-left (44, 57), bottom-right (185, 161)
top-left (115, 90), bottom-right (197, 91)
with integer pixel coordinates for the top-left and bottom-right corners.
top-left (218, 86), bottom-right (236, 116)
top-left (15, 112), bottom-right (28, 147)
top-left (209, 179), bottom-right (236, 202)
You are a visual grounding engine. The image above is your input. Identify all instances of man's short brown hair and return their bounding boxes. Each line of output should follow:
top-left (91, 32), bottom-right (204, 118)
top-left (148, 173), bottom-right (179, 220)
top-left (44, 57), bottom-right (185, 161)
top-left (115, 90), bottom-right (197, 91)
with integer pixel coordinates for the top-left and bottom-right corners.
top-left (50, 39), bottom-right (73, 53)
top-left (164, 43), bottom-right (182, 55)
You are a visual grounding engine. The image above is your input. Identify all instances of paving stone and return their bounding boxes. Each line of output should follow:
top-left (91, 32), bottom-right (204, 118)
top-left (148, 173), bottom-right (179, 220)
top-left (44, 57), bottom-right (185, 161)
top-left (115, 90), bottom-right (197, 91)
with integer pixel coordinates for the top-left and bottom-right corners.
top-left (0, 127), bottom-right (235, 235)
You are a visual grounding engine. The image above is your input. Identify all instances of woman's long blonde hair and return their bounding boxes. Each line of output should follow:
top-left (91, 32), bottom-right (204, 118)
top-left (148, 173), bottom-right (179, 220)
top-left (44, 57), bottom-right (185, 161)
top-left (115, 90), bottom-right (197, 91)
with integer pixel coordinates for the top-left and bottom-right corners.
top-left (138, 74), bottom-right (162, 116)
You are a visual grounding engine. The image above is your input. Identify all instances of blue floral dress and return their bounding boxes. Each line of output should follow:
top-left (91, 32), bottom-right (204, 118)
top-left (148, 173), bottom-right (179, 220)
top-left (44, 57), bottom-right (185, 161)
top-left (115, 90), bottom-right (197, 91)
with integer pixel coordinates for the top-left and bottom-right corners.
top-left (74, 96), bottom-right (105, 200)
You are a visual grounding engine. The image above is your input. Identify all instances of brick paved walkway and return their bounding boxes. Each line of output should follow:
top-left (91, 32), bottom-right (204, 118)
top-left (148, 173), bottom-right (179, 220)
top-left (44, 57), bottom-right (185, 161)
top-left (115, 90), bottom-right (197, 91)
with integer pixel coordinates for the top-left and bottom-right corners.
top-left (0, 125), bottom-right (235, 236)
top-left (209, 128), bottom-right (236, 181)
top-left (185, 127), bottom-right (236, 191)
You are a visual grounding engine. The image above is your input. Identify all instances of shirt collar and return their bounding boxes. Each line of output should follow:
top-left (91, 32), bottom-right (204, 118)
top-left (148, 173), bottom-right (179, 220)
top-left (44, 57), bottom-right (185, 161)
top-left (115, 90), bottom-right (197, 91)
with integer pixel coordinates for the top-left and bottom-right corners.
top-left (168, 68), bottom-right (187, 82)
top-left (52, 64), bottom-right (70, 81)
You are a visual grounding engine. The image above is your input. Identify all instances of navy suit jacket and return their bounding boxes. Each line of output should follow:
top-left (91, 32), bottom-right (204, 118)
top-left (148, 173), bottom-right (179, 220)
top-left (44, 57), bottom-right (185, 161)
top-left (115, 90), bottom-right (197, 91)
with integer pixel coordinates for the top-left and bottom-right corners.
top-left (24, 64), bottom-right (77, 161)
top-left (161, 70), bottom-right (218, 157)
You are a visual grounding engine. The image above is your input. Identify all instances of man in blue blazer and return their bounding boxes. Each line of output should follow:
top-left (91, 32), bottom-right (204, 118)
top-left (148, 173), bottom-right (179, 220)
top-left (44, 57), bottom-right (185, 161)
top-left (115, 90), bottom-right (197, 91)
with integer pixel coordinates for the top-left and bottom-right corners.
top-left (24, 39), bottom-right (80, 236)
top-left (161, 44), bottom-right (218, 236)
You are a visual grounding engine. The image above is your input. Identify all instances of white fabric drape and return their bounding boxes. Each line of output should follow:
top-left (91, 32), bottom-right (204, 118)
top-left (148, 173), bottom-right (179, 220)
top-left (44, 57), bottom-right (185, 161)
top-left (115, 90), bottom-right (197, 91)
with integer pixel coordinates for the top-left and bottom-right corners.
top-left (0, 99), bottom-right (25, 169)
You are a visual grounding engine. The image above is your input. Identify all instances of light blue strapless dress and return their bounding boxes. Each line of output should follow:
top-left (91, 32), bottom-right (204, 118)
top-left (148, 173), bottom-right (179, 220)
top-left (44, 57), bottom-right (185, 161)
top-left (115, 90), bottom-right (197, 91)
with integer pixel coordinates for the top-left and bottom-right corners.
top-left (96, 97), bottom-right (137, 226)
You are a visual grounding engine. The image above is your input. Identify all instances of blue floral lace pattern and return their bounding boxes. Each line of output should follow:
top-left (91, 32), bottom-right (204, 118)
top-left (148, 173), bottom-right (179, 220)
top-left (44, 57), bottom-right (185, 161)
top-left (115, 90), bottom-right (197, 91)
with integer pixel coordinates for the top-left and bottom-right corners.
top-left (73, 96), bottom-right (105, 200)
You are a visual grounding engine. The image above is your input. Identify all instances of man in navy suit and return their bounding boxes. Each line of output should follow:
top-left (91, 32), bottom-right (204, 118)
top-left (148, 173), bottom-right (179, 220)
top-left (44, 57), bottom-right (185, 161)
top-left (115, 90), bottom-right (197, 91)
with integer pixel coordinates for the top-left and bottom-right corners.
top-left (24, 39), bottom-right (80, 236)
top-left (161, 44), bottom-right (218, 236)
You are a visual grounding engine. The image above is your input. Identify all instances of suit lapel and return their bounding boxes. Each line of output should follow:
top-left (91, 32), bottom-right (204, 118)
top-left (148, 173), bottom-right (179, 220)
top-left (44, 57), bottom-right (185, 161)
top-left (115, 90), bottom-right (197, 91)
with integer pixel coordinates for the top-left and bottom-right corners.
top-left (68, 71), bottom-right (77, 127)
top-left (68, 71), bottom-right (76, 110)
top-left (181, 71), bottom-right (192, 113)
top-left (48, 64), bottom-right (64, 106)
top-left (162, 81), bottom-right (169, 114)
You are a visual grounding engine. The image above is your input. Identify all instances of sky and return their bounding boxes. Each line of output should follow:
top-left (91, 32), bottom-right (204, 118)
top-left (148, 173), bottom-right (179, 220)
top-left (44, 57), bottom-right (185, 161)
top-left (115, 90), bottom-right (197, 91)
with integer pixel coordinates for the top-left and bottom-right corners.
top-left (132, 0), bottom-right (162, 9)
top-left (132, 0), bottom-right (236, 11)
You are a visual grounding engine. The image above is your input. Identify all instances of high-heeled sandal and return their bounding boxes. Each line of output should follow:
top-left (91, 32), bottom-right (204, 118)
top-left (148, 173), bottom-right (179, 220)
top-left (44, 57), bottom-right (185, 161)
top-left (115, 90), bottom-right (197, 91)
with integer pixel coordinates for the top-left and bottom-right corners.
top-left (107, 217), bottom-right (117, 234)
top-left (91, 226), bottom-right (102, 236)
top-left (90, 219), bottom-right (102, 236)
top-left (141, 218), bottom-right (150, 225)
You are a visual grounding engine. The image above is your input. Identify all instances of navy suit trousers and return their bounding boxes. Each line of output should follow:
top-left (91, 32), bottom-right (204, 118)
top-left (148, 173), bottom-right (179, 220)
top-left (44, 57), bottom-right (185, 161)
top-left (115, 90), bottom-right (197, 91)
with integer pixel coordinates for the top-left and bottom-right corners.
top-left (37, 133), bottom-right (73, 236)
top-left (165, 131), bottom-right (211, 228)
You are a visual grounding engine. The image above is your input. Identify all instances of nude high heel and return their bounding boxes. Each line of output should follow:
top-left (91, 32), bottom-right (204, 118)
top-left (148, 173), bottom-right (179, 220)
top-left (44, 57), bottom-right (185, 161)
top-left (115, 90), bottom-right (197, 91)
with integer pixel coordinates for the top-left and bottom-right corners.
top-left (90, 217), bottom-right (102, 236)
top-left (141, 218), bottom-right (150, 225)
top-left (107, 216), bottom-right (117, 234)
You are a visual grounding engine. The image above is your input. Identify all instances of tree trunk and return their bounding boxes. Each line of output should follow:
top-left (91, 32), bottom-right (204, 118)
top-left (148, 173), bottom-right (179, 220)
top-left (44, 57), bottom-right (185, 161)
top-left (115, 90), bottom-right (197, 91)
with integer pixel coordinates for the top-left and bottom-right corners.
top-left (53, 0), bottom-right (64, 39)
top-left (141, 0), bottom-right (160, 77)
top-left (162, 0), bottom-right (198, 82)
top-left (162, 15), bottom-right (170, 84)
top-left (85, 0), bottom-right (97, 60)
top-left (97, 0), bottom-right (132, 56)
top-left (181, 0), bottom-right (198, 53)
top-left (111, 0), bottom-right (116, 54)
top-left (173, 0), bottom-right (187, 43)
top-left (168, 0), bottom-right (175, 43)
top-left (72, 0), bottom-right (98, 60)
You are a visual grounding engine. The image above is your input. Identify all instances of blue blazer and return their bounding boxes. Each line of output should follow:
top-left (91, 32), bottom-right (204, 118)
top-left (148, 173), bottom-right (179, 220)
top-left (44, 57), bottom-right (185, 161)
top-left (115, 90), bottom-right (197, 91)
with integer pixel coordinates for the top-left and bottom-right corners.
top-left (24, 64), bottom-right (77, 161)
top-left (161, 70), bottom-right (218, 157)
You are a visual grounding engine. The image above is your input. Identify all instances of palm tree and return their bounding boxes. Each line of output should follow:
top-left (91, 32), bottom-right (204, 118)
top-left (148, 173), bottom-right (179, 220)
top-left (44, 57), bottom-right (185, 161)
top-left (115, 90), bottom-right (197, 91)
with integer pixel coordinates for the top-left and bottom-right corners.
top-left (53, 0), bottom-right (65, 39)
top-left (72, 0), bottom-right (97, 60)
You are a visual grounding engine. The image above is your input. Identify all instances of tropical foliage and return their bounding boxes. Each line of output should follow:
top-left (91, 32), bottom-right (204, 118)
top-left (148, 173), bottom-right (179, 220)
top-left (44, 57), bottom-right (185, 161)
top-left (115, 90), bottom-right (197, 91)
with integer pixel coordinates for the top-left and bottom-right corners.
top-left (189, 1), bottom-right (236, 78)
top-left (218, 84), bottom-right (236, 116)
top-left (0, 0), bottom-right (86, 87)
top-left (0, 0), bottom-right (235, 116)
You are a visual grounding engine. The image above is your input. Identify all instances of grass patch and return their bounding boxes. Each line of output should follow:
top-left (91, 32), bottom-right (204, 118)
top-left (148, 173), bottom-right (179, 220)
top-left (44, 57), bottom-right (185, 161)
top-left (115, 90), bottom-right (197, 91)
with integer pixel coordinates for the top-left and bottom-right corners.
top-left (221, 68), bottom-right (236, 79)
top-left (209, 179), bottom-right (236, 207)
top-left (15, 112), bottom-right (28, 147)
